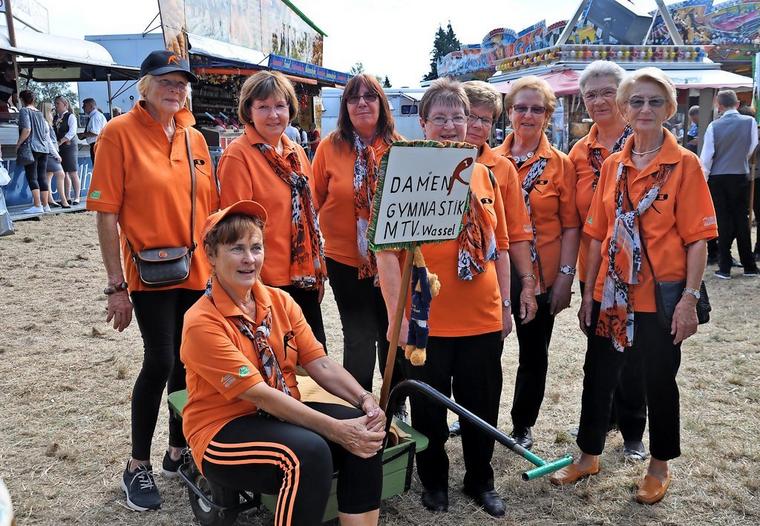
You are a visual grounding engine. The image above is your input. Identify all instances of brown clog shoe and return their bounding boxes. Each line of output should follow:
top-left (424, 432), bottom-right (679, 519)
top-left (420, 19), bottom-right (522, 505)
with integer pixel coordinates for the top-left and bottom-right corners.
top-left (635, 473), bottom-right (671, 504)
top-left (549, 459), bottom-right (600, 486)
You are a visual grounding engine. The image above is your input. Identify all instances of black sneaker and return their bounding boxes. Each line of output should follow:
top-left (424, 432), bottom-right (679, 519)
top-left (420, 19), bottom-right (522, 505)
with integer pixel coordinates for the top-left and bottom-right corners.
top-left (744, 268), bottom-right (759, 277)
top-left (121, 463), bottom-right (161, 511)
top-left (161, 448), bottom-right (189, 478)
top-left (714, 270), bottom-right (731, 280)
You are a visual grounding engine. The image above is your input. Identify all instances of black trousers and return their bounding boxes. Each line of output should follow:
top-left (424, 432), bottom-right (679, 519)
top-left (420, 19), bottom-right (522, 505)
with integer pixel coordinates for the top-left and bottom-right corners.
top-left (24, 151), bottom-right (49, 191)
top-left (509, 275), bottom-right (555, 428)
top-left (278, 285), bottom-right (327, 351)
top-left (709, 175), bottom-right (757, 273)
top-left (408, 331), bottom-right (503, 493)
top-left (130, 288), bottom-right (204, 460)
top-left (753, 178), bottom-right (760, 253)
top-left (579, 282), bottom-right (646, 441)
top-left (326, 258), bottom-right (405, 393)
top-left (202, 403), bottom-right (382, 524)
top-left (577, 302), bottom-right (682, 461)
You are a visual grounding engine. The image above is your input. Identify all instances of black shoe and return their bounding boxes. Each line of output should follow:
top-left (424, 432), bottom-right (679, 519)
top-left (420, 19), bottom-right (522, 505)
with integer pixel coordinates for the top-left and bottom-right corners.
top-left (744, 267), bottom-right (759, 277)
top-left (161, 448), bottom-right (189, 478)
top-left (732, 257), bottom-right (742, 268)
top-left (714, 270), bottom-right (731, 280)
top-left (511, 426), bottom-right (533, 450)
top-left (623, 440), bottom-right (648, 461)
top-left (448, 420), bottom-right (461, 437)
top-left (463, 488), bottom-right (506, 517)
top-left (421, 488), bottom-right (448, 512)
top-left (121, 462), bottom-right (161, 511)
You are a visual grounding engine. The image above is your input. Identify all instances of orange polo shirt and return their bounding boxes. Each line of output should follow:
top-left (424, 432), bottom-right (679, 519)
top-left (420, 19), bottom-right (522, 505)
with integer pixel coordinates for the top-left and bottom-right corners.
top-left (218, 125), bottom-right (315, 287)
top-left (478, 143), bottom-right (533, 245)
top-left (312, 133), bottom-right (392, 267)
top-left (568, 124), bottom-right (615, 282)
top-left (416, 163), bottom-right (509, 337)
top-left (181, 279), bottom-right (326, 473)
top-left (86, 102), bottom-right (218, 292)
top-left (494, 133), bottom-right (579, 289)
top-left (584, 129), bottom-right (717, 312)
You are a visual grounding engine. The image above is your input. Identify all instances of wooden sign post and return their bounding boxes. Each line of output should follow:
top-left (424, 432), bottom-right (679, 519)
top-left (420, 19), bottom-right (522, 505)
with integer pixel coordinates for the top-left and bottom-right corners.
top-left (368, 141), bottom-right (477, 410)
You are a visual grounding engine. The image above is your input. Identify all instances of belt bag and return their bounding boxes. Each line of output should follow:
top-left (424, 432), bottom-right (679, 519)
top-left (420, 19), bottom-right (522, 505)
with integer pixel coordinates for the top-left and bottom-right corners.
top-left (133, 246), bottom-right (193, 287)
top-left (654, 279), bottom-right (711, 329)
top-left (129, 130), bottom-right (197, 288)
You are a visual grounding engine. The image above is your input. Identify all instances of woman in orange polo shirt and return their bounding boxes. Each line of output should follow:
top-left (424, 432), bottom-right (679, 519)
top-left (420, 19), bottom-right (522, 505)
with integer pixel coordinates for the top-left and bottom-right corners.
top-left (87, 51), bottom-right (219, 512)
top-left (550, 68), bottom-right (717, 505)
top-left (493, 76), bottom-right (580, 451)
top-left (182, 200), bottom-right (384, 526)
top-left (569, 60), bottom-right (646, 461)
top-left (376, 78), bottom-right (511, 517)
top-left (218, 71), bottom-right (326, 348)
top-left (312, 74), bottom-right (404, 396)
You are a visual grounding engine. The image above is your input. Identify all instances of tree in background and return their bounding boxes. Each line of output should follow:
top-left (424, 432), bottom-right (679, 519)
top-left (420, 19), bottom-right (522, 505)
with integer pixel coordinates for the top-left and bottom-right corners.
top-left (26, 80), bottom-right (78, 112)
top-left (423, 22), bottom-right (461, 81)
top-left (383, 75), bottom-right (392, 88)
top-left (349, 62), bottom-right (365, 76)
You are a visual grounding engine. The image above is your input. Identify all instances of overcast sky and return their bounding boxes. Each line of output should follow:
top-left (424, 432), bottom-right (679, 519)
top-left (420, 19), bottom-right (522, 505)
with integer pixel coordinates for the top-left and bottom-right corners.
top-left (45, 0), bottom-right (661, 87)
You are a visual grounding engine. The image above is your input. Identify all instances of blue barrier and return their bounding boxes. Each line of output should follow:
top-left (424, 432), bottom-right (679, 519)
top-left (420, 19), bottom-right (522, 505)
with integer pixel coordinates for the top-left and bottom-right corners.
top-left (2, 156), bottom-right (93, 208)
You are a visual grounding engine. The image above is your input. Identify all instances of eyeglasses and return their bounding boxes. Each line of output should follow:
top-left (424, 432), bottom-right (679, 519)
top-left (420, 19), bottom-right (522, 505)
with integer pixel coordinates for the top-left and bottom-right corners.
top-left (346, 92), bottom-right (379, 105)
top-left (428, 115), bottom-right (467, 127)
top-left (156, 78), bottom-right (189, 90)
top-left (253, 103), bottom-right (289, 115)
top-left (467, 114), bottom-right (494, 127)
top-left (583, 89), bottom-right (617, 101)
top-left (627, 97), bottom-right (666, 109)
top-left (512, 105), bottom-right (546, 115)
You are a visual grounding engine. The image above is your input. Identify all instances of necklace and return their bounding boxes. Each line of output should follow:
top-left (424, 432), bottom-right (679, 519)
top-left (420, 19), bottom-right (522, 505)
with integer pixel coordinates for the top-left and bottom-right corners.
top-left (513, 150), bottom-right (535, 164)
top-left (631, 143), bottom-right (663, 156)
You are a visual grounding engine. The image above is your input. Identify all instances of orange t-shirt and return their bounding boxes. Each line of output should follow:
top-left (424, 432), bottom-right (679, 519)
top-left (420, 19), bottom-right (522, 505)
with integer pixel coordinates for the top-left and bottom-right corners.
top-left (414, 163), bottom-right (509, 337)
top-left (584, 130), bottom-right (718, 312)
top-left (218, 125), bottom-right (315, 287)
top-left (181, 279), bottom-right (326, 473)
top-left (312, 133), bottom-right (392, 267)
top-left (568, 124), bottom-right (613, 282)
top-left (86, 102), bottom-right (219, 292)
top-left (477, 143), bottom-right (533, 244)
top-left (494, 133), bottom-right (580, 289)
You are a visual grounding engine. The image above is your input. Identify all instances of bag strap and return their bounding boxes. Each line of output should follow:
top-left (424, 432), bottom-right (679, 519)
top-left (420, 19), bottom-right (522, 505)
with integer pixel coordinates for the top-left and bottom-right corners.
top-left (186, 129), bottom-right (197, 252)
top-left (621, 168), bottom-right (659, 282)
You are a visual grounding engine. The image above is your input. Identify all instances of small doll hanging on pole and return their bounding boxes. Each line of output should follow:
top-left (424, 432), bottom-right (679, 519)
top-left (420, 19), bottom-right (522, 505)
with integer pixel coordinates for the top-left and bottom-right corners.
top-left (405, 246), bottom-right (441, 366)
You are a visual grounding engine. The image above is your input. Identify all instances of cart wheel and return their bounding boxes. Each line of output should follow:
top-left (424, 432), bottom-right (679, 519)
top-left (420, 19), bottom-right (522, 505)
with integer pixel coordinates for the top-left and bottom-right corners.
top-left (187, 470), bottom-right (239, 526)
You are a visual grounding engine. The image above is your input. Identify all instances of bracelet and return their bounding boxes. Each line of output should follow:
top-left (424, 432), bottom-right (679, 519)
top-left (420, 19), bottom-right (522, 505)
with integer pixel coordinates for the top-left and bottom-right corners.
top-left (356, 391), bottom-right (374, 407)
top-left (559, 265), bottom-right (576, 276)
top-left (520, 273), bottom-right (537, 282)
top-left (104, 281), bottom-right (128, 295)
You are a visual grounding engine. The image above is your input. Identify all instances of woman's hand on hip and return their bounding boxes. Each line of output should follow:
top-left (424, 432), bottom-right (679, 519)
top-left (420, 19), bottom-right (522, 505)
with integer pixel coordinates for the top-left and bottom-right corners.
top-left (106, 291), bottom-right (133, 332)
top-left (671, 296), bottom-right (698, 344)
top-left (550, 274), bottom-right (573, 315)
top-left (330, 416), bottom-right (386, 459)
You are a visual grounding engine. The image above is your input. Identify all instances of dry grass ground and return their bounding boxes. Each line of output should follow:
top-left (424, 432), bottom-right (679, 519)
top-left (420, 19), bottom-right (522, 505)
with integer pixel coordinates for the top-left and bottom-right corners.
top-left (1, 211), bottom-right (758, 525)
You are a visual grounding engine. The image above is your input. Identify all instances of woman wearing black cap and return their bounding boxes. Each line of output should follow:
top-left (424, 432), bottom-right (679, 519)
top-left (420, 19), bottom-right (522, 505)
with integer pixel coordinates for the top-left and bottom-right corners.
top-left (86, 50), bottom-right (219, 512)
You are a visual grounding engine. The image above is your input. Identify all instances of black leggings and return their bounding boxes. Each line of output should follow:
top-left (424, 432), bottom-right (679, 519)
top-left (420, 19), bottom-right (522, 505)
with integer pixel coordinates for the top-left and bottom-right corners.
top-left (130, 288), bottom-right (203, 460)
top-left (326, 258), bottom-right (405, 393)
top-left (24, 151), bottom-right (49, 191)
top-left (202, 403), bottom-right (382, 525)
top-left (278, 285), bottom-right (327, 351)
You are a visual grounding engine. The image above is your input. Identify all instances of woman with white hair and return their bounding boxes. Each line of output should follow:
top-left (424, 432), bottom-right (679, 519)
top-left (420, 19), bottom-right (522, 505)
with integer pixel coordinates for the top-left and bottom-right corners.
top-left (551, 67), bottom-right (717, 505)
top-left (568, 60), bottom-right (646, 461)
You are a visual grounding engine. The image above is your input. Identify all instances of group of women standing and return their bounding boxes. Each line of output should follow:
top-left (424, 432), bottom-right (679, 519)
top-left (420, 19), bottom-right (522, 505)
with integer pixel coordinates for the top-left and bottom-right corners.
top-left (89, 48), bottom-right (717, 522)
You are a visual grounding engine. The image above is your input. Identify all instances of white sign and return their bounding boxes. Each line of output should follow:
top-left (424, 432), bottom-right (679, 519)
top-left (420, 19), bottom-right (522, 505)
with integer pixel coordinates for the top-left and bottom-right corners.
top-left (369, 143), bottom-right (477, 249)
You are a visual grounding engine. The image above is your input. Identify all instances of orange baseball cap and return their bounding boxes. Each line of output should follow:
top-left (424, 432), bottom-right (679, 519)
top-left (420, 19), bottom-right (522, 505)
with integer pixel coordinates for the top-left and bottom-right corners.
top-left (202, 200), bottom-right (268, 242)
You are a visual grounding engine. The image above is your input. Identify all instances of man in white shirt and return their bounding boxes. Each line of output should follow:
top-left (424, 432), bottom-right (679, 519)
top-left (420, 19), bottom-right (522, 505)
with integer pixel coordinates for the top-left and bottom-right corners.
top-left (80, 98), bottom-right (107, 163)
top-left (700, 89), bottom-right (759, 278)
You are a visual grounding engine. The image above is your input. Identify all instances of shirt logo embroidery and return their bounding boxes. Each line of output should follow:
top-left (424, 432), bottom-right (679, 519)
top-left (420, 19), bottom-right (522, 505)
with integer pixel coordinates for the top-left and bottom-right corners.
top-left (221, 374), bottom-right (236, 388)
top-left (587, 216), bottom-right (593, 225)
top-left (239, 366), bottom-right (251, 378)
top-left (89, 190), bottom-right (101, 199)
top-left (704, 216), bottom-right (717, 226)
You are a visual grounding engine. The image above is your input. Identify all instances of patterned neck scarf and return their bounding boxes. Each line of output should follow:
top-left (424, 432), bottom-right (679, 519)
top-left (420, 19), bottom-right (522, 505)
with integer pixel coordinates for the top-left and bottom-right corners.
top-left (588, 125), bottom-right (633, 190)
top-left (256, 143), bottom-right (325, 289)
top-left (352, 133), bottom-right (378, 280)
top-left (520, 157), bottom-right (548, 294)
top-left (457, 189), bottom-right (498, 280)
top-left (596, 161), bottom-right (674, 352)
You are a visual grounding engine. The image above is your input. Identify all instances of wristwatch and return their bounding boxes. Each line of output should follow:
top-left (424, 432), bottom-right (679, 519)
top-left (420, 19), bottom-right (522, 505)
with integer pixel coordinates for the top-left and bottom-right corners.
top-left (559, 265), bottom-right (576, 276)
top-left (104, 281), bottom-right (128, 295)
top-left (682, 287), bottom-right (701, 301)
top-left (502, 299), bottom-right (512, 309)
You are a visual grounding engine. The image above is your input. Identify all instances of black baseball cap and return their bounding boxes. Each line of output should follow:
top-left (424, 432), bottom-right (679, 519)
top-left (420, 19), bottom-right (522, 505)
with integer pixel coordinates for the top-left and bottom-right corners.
top-left (140, 50), bottom-right (198, 82)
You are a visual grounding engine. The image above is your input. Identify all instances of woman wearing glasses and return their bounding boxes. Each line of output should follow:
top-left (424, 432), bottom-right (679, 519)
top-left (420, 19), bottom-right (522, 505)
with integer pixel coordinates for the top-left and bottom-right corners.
top-left (376, 78), bottom-right (511, 517)
top-left (568, 61), bottom-right (647, 462)
top-left (493, 76), bottom-right (580, 451)
top-left (312, 74), bottom-right (405, 399)
top-left (219, 71), bottom-right (327, 349)
top-left (550, 68), bottom-right (716, 505)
